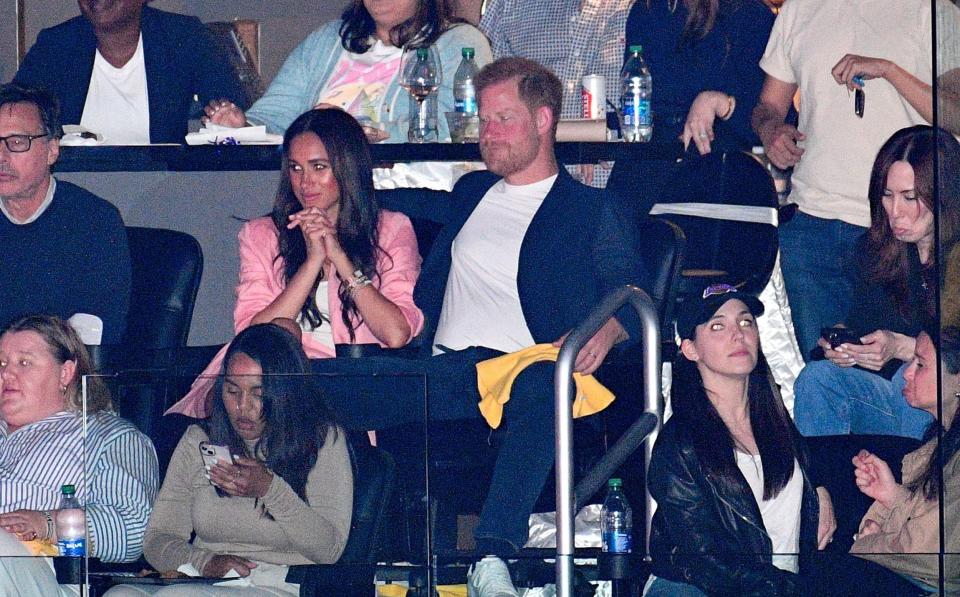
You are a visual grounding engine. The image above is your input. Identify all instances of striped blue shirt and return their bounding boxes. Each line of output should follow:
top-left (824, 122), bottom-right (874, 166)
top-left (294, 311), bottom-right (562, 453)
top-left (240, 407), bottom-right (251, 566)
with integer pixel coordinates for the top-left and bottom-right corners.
top-left (0, 411), bottom-right (158, 562)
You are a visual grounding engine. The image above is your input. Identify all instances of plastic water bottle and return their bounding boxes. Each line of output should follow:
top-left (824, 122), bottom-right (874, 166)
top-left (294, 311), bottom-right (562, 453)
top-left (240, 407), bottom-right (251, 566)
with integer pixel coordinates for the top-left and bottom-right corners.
top-left (453, 47), bottom-right (479, 115)
top-left (601, 478), bottom-right (633, 553)
top-left (56, 484), bottom-right (86, 557)
top-left (620, 45), bottom-right (653, 142)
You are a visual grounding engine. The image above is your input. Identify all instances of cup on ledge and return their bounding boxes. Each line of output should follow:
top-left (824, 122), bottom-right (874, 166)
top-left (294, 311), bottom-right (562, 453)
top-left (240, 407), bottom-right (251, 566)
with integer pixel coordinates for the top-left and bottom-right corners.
top-left (444, 111), bottom-right (479, 143)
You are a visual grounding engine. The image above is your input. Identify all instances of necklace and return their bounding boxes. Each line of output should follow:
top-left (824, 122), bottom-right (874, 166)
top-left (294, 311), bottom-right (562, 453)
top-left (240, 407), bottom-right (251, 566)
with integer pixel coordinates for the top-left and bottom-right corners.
top-left (668, 0), bottom-right (679, 13)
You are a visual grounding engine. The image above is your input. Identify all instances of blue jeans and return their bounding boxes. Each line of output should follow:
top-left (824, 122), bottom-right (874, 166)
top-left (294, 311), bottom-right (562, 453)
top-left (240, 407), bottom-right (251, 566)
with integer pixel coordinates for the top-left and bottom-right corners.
top-left (779, 211), bottom-right (866, 360)
top-left (794, 360), bottom-right (933, 439)
top-left (643, 576), bottom-right (707, 597)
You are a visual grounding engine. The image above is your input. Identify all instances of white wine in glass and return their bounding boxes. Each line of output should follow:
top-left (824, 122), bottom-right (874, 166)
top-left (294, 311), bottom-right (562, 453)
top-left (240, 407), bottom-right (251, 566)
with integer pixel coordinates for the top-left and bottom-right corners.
top-left (400, 46), bottom-right (442, 142)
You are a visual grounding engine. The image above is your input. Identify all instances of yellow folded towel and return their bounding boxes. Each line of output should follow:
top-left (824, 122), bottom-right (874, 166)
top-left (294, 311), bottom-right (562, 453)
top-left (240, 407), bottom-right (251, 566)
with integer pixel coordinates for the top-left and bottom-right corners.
top-left (476, 344), bottom-right (615, 429)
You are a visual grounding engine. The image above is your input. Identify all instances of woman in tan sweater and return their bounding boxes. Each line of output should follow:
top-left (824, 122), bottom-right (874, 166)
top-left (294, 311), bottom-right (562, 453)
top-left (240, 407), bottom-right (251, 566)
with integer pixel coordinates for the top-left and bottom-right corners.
top-left (108, 323), bottom-right (352, 596)
top-left (849, 328), bottom-right (960, 593)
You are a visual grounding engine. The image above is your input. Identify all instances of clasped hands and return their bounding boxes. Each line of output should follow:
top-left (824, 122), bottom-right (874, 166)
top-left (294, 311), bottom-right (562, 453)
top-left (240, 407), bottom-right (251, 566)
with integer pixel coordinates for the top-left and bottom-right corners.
top-left (287, 207), bottom-right (352, 274)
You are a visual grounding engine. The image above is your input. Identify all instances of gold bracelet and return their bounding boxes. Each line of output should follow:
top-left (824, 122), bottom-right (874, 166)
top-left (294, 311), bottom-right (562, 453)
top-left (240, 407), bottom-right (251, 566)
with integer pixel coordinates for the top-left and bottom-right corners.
top-left (720, 95), bottom-right (736, 121)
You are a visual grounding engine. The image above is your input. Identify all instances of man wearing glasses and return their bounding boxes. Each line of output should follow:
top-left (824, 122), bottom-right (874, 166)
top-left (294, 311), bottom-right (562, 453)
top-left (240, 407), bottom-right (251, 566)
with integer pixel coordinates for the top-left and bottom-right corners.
top-left (0, 83), bottom-right (130, 343)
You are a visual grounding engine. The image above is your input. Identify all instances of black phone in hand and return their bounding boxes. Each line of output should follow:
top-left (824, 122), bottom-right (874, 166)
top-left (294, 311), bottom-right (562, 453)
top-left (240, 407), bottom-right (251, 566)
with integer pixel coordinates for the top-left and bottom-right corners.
top-left (821, 327), bottom-right (862, 349)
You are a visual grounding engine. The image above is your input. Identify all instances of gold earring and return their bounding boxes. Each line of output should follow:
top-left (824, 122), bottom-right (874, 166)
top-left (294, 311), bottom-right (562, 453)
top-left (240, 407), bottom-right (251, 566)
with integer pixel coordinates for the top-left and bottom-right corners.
top-left (60, 384), bottom-right (67, 395)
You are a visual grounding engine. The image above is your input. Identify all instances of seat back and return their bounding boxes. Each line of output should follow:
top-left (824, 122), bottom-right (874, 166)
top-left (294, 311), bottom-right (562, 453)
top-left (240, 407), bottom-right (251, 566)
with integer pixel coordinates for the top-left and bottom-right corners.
top-left (112, 227), bottom-right (203, 438)
top-left (124, 226), bottom-right (204, 356)
top-left (653, 151), bottom-right (779, 296)
top-left (337, 439), bottom-right (398, 563)
top-left (636, 217), bottom-right (686, 339)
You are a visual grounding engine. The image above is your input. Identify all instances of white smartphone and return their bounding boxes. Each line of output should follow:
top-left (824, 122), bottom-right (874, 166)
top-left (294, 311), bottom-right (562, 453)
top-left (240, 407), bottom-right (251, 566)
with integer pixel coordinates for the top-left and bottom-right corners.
top-left (199, 441), bottom-right (234, 469)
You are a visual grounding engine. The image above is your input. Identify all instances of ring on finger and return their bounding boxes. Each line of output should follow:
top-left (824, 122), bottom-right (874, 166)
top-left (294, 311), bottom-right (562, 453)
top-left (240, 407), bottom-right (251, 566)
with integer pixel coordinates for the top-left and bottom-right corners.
top-left (698, 132), bottom-right (708, 139)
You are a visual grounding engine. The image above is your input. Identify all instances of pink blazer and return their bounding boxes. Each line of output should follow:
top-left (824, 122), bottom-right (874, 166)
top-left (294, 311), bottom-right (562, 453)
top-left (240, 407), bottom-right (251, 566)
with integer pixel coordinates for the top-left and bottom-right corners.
top-left (167, 210), bottom-right (424, 418)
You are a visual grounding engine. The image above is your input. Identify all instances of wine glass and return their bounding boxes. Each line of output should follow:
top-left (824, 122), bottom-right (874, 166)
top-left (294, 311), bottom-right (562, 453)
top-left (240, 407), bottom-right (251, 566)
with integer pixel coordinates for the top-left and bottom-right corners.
top-left (399, 46), bottom-right (442, 143)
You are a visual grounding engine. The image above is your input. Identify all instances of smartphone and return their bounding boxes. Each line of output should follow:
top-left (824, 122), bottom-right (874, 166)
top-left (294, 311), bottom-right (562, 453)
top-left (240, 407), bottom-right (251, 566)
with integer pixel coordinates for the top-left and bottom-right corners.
top-left (821, 327), bottom-right (863, 349)
top-left (199, 441), bottom-right (234, 469)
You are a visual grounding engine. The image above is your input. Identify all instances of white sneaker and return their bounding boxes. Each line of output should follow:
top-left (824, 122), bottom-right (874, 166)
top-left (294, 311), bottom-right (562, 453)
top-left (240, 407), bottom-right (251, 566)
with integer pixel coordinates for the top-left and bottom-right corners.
top-left (467, 555), bottom-right (520, 597)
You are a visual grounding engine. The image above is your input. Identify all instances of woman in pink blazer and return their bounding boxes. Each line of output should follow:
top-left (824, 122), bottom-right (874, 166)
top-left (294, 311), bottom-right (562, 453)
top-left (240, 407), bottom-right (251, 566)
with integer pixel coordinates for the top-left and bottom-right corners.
top-left (169, 108), bottom-right (424, 418)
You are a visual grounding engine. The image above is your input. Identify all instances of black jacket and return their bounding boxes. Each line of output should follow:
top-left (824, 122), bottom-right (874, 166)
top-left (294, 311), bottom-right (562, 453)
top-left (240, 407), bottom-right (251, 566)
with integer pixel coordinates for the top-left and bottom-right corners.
top-left (648, 417), bottom-right (821, 596)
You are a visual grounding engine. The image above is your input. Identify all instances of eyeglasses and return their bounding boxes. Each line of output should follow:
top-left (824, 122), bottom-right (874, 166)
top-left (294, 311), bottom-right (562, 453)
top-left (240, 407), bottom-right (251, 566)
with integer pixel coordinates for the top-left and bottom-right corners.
top-left (702, 283), bottom-right (739, 299)
top-left (0, 133), bottom-right (49, 153)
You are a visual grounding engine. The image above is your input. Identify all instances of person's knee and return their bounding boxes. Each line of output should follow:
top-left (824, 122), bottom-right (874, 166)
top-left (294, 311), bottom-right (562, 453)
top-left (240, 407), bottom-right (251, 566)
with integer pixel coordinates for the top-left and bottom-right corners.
top-left (794, 360), bottom-right (838, 402)
top-left (505, 362), bottom-right (555, 414)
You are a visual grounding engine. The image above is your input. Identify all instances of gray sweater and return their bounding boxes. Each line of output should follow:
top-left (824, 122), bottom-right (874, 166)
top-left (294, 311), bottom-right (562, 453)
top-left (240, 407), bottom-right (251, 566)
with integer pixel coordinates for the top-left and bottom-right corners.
top-left (144, 425), bottom-right (352, 574)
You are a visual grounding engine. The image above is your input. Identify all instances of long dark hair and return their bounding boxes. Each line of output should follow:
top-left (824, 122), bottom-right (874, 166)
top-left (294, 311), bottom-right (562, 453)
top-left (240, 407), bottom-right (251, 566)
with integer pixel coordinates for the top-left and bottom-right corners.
top-left (271, 108), bottom-right (386, 340)
top-left (909, 327), bottom-right (960, 501)
top-left (865, 125), bottom-right (960, 320)
top-left (339, 0), bottom-right (461, 53)
top-left (672, 344), bottom-right (800, 500)
top-left (205, 323), bottom-right (338, 501)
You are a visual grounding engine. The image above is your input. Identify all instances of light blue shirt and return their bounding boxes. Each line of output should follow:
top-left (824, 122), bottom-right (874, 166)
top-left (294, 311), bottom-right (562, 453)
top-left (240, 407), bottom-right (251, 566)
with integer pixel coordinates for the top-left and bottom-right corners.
top-left (246, 20), bottom-right (492, 140)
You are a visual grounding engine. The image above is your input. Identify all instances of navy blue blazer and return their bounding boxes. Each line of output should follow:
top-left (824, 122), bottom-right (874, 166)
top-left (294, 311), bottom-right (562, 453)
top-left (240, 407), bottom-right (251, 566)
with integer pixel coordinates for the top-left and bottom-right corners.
top-left (14, 7), bottom-right (248, 144)
top-left (413, 168), bottom-right (647, 351)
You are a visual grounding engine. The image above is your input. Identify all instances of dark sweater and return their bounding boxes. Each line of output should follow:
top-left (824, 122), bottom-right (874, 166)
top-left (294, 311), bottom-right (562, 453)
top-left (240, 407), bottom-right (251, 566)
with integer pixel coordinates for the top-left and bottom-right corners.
top-left (0, 180), bottom-right (131, 343)
top-left (624, 0), bottom-right (774, 150)
top-left (845, 234), bottom-right (935, 379)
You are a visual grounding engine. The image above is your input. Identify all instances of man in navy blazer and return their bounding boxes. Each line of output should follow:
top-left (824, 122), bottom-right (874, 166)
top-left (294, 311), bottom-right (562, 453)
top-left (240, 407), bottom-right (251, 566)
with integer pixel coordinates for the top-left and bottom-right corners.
top-left (313, 57), bottom-right (646, 556)
top-left (13, 1), bottom-right (247, 144)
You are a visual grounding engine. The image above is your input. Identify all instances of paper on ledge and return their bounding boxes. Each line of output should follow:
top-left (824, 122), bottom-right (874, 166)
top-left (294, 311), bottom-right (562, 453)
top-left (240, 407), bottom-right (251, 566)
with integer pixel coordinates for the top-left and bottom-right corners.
top-left (185, 124), bottom-right (283, 146)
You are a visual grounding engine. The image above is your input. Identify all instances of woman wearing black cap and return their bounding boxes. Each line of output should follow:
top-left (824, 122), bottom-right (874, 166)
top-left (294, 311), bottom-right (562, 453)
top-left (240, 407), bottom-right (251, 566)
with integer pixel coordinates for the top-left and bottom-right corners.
top-left (644, 283), bottom-right (831, 596)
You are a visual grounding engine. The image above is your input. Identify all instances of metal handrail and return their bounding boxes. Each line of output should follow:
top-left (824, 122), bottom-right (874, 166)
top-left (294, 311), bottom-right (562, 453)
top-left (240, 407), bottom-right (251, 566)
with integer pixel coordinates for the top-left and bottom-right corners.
top-left (554, 285), bottom-right (661, 597)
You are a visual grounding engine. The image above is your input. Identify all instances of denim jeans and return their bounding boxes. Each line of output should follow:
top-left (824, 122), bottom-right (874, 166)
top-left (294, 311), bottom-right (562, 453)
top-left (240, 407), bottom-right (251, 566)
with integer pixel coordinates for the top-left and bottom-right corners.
top-left (778, 211), bottom-right (866, 360)
top-left (793, 360), bottom-right (933, 439)
top-left (643, 576), bottom-right (707, 597)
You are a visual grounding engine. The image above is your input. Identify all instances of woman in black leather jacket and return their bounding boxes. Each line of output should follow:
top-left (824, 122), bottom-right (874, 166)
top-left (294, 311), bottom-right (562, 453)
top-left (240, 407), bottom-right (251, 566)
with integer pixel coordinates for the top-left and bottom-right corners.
top-left (645, 284), bottom-right (835, 597)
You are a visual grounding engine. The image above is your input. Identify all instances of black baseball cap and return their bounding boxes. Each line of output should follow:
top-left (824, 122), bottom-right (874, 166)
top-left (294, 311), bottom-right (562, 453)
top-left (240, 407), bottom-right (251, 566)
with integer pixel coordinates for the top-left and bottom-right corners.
top-left (676, 283), bottom-right (765, 340)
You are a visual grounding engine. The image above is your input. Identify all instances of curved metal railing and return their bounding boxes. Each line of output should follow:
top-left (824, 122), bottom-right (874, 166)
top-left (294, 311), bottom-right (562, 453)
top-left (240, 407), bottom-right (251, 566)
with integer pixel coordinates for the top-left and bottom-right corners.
top-left (553, 285), bottom-right (662, 596)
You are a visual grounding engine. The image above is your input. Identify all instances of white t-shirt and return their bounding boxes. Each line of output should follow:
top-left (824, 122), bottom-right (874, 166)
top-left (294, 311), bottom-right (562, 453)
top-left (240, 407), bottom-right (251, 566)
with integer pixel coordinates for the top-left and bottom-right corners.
top-left (735, 452), bottom-right (803, 573)
top-left (432, 175), bottom-right (558, 354)
top-left (299, 280), bottom-right (334, 351)
top-left (759, 0), bottom-right (960, 228)
top-left (80, 35), bottom-right (151, 145)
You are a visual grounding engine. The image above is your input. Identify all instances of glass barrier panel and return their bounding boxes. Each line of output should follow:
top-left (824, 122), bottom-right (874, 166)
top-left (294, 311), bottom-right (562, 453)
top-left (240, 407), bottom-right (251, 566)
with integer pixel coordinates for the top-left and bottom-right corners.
top-left (77, 364), bottom-right (431, 594)
top-left (936, 2), bottom-right (960, 592)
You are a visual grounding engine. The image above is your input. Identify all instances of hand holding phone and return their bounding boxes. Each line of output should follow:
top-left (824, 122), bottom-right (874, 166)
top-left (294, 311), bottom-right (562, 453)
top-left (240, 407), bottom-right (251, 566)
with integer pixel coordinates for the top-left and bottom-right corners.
top-left (199, 441), bottom-right (234, 469)
top-left (821, 326), bottom-right (863, 349)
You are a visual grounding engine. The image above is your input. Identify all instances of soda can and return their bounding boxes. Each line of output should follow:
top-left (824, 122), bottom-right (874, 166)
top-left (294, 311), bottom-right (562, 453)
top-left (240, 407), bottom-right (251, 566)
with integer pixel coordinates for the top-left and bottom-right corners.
top-left (581, 75), bottom-right (606, 120)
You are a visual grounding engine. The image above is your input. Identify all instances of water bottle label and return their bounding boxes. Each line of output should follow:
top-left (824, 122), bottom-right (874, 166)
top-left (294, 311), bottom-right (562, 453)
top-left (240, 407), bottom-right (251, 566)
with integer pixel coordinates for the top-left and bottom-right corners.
top-left (638, 99), bottom-right (652, 126)
top-left (622, 103), bottom-right (636, 126)
top-left (454, 97), bottom-right (477, 114)
top-left (58, 537), bottom-right (86, 557)
top-left (602, 531), bottom-right (632, 553)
